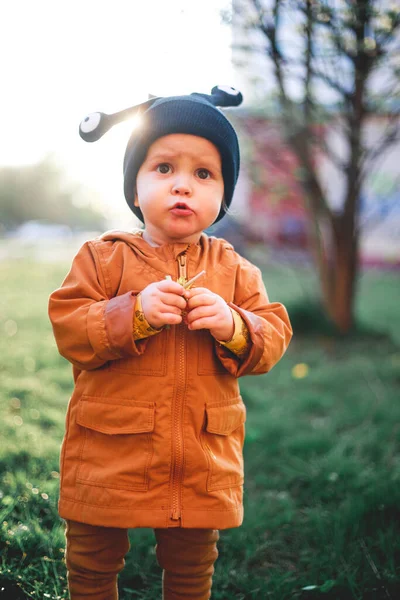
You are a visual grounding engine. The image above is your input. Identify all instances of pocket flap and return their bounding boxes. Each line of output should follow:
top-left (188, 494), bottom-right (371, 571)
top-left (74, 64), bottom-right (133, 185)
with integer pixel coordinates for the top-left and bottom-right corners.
top-left (205, 400), bottom-right (246, 436)
top-left (77, 396), bottom-right (155, 435)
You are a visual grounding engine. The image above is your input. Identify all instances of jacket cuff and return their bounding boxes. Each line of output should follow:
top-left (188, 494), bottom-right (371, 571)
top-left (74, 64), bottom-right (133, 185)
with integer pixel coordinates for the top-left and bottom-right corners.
top-left (87, 292), bottom-right (148, 360)
top-left (215, 303), bottom-right (270, 377)
top-left (216, 308), bottom-right (251, 358)
top-left (133, 293), bottom-right (164, 340)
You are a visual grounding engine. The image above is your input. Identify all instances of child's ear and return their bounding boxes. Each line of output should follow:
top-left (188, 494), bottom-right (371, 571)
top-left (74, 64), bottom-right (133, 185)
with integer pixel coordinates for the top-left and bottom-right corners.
top-left (134, 190), bottom-right (140, 207)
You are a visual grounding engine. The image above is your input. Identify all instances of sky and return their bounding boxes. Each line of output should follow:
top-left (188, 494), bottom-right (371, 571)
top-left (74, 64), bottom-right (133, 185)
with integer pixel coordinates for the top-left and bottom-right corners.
top-left (1, 0), bottom-right (234, 225)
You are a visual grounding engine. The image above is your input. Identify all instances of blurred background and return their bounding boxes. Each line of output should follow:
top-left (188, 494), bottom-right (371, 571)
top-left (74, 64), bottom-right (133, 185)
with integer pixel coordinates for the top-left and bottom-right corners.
top-left (1, 1), bottom-right (399, 599)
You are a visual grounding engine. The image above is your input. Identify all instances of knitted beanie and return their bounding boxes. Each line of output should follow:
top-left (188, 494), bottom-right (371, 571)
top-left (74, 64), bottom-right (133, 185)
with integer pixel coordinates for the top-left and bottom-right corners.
top-left (79, 86), bottom-right (243, 224)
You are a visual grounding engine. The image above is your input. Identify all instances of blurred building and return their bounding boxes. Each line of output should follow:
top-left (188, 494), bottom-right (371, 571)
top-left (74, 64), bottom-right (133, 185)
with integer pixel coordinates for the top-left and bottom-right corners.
top-left (229, 1), bottom-right (400, 267)
top-left (225, 110), bottom-right (400, 267)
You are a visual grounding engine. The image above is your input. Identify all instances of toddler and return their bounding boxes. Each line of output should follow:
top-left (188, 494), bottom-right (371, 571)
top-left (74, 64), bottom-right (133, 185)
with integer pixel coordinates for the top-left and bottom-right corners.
top-left (48, 86), bottom-right (292, 599)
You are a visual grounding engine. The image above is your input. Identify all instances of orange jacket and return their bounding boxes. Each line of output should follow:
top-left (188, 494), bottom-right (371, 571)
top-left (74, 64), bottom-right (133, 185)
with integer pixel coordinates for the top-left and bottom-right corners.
top-left (48, 231), bottom-right (292, 529)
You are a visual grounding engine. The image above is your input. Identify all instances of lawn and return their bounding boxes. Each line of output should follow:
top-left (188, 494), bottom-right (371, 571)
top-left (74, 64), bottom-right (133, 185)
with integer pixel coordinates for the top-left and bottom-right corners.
top-left (0, 255), bottom-right (399, 599)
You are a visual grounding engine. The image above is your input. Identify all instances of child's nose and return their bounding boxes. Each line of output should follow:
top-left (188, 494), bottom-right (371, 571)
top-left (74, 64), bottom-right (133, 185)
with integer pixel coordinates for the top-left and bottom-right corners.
top-left (171, 174), bottom-right (192, 196)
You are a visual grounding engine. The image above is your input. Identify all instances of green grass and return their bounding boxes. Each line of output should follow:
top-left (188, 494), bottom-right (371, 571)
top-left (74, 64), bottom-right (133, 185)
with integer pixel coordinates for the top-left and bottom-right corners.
top-left (0, 258), bottom-right (399, 599)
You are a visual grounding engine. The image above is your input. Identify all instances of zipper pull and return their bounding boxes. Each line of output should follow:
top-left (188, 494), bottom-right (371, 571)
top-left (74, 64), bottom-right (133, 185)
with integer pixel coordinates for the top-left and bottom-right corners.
top-left (177, 254), bottom-right (187, 286)
top-left (171, 508), bottom-right (181, 520)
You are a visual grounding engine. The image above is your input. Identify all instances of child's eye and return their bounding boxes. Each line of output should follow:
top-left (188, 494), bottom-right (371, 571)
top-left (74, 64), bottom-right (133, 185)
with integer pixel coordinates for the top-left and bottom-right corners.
top-left (156, 163), bottom-right (171, 174)
top-left (196, 169), bottom-right (211, 180)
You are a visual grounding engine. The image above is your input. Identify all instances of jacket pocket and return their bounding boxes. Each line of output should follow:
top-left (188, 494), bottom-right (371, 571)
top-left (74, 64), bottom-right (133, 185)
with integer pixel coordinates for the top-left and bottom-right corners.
top-left (76, 396), bottom-right (155, 491)
top-left (201, 397), bottom-right (246, 491)
top-left (110, 329), bottom-right (168, 376)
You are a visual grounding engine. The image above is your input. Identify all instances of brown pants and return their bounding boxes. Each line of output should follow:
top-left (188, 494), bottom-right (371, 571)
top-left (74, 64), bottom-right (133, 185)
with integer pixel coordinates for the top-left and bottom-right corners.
top-left (65, 520), bottom-right (219, 600)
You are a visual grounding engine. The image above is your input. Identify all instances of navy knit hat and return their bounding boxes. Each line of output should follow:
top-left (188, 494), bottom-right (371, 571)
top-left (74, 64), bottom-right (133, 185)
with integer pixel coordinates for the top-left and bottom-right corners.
top-left (79, 86), bottom-right (243, 223)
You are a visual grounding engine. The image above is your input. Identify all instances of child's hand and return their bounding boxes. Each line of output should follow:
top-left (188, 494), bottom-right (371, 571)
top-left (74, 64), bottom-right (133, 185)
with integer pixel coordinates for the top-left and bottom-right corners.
top-left (140, 280), bottom-right (187, 329)
top-left (185, 287), bottom-right (234, 342)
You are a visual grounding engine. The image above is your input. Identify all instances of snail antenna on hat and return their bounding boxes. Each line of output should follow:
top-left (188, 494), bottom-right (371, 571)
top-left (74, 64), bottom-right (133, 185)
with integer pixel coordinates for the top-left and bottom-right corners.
top-left (79, 86), bottom-right (243, 143)
top-left (193, 85), bottom-right (243, 107)
top-left (79, 97), bottom-right (160, 143)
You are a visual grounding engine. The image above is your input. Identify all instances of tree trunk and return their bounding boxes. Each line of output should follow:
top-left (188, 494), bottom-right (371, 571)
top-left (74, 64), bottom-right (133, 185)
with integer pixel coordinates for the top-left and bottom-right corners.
top-left (303, 192), bottom-right (359, 334)
top-left (320, 215), bottom-right (359, 333)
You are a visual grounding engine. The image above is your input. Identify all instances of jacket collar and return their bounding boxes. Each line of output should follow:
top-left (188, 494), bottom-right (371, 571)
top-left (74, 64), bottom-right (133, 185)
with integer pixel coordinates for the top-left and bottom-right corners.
top-left (99, 229), bottom-right (206, 271)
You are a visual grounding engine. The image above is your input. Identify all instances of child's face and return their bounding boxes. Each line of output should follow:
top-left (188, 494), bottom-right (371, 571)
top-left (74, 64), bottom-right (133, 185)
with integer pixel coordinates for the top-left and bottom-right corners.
top-left (134, 134), bottom-right (224, 246)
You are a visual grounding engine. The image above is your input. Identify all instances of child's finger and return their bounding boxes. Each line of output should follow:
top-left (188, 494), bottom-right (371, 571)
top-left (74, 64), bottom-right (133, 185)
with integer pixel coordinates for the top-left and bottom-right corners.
top-left (184, 286), bottom-right (209, 298)
top-left (160, 292), bottom-right (188, 310)
top-left (186, 293), bottom-right (217, 310)
top-left (162, 312), bottom-right (183, 325)
top-left (186, 305), bottom-right (216, 324)
top-left (158, 304), bottom-right (182, 316)
top-left (187, 315), bottom-right (218, 331)
top-left (157, 280), bottom-right (185, 295)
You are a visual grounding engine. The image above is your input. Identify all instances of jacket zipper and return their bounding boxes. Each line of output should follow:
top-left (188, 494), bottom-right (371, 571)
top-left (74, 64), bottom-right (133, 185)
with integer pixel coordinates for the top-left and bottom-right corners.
top-left (177, 252), bottom-right (188, 286)
top-left (171, 250), bottom-right (188, 521)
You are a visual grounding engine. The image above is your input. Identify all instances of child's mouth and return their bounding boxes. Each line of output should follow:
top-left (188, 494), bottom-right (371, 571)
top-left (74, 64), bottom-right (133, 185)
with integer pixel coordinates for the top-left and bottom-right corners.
top-left (170, 203), bottom-right (194, 217)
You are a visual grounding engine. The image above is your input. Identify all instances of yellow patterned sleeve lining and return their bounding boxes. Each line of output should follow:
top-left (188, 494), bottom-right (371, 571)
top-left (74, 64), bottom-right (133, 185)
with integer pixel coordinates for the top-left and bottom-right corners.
top-left (132, 293), bottom-right (164, 340)
top-left (218, 307), bottom-right (251, 358)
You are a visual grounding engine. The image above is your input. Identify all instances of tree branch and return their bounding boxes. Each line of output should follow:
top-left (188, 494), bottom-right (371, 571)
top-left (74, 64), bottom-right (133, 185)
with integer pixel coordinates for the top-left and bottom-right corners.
top-left (251, 0), bottom-right (291, 110)
top-left (310, 67), bottom-right (353, 103)
top-left (315, 126), bottom-right (349, 174)
top-left (303, 0), bottom-right (313, 125)
top-left (362, 118), bottom-right (400, 173)
top-left (356, 173), bottom-right (400, 235)
top-left (343, 0), bottom-right (374, 223)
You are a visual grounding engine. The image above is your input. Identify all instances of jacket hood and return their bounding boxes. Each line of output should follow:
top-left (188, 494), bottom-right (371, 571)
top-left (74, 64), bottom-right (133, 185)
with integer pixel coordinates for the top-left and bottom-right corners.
top-left (98, 229), bottom-right (235, 278)
top-left (99, 229), bottom-right (196, 256)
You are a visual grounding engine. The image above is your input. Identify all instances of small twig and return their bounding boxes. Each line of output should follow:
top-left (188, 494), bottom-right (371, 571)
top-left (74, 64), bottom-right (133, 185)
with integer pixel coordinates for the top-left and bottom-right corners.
top-left (163, 271), bottom-right (206, 329)
top-left (183, 270), bottom-right (206, 289)
top-left (165, 270), bottom-right (206, 289)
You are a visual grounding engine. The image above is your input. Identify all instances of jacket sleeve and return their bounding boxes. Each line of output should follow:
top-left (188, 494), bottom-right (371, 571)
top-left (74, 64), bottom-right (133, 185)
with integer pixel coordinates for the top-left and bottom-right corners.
top-left (215, 258), bottom-right (292, 377)
top-left (48, 241), bottom-right (149, 371)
